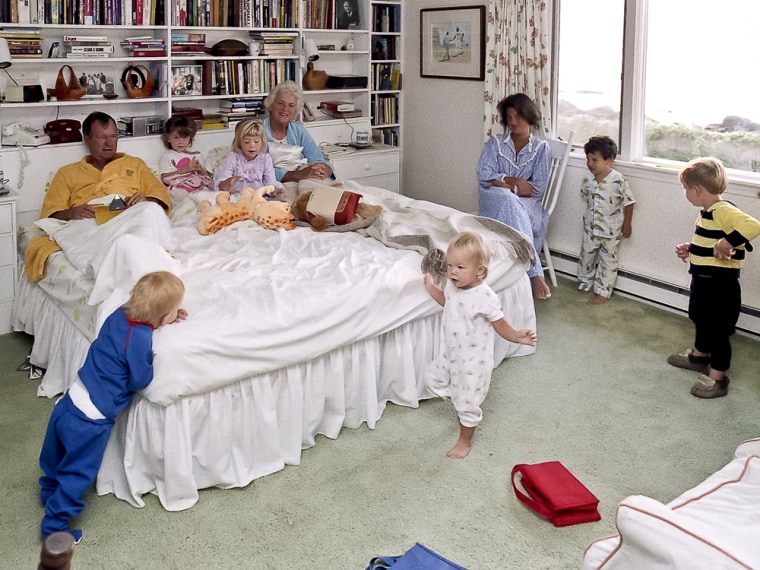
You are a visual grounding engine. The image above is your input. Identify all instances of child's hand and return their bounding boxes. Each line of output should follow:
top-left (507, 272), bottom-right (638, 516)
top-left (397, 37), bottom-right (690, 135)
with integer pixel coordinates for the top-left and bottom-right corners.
top-left (220, 176), bottom-right (240, 193)
top-left (675, 243), bottom-right (690, 262)
top-left (621, 221), bottom-right (632, 238)
top-left (713, 238), bottom-right (735, 260)
top-left (514, 329), bottom-right (537, 346)
top-left (423, 274), bottom-right (445, 306)
top-left (265, 187), bottom-right (284, 198)
top-left (176, 309), bottom-right (188, 322)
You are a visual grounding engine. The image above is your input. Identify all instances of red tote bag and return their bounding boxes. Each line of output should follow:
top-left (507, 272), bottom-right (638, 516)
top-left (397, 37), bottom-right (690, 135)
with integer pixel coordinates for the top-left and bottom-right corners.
top-left (511, 461), bottom-right (601, 527)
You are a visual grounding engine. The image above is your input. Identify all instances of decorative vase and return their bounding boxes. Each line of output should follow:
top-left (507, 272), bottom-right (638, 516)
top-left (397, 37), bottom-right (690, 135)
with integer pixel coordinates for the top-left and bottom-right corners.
top-left (302, 62), bottom-right (328, 91)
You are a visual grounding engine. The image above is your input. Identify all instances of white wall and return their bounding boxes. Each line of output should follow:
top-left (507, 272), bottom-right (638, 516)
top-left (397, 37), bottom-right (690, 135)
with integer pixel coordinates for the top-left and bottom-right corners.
top-left (402, 0), bottom-right (486, 214)
top-left (401, 2), bottom-right (760, 325)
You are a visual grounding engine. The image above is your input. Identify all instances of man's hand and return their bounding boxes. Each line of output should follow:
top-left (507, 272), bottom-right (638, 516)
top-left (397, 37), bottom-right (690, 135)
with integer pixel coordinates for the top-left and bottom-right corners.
top-left (125, 192), bottom-right (147, 207)
top-left (51, 204), bottom-right (95, 221)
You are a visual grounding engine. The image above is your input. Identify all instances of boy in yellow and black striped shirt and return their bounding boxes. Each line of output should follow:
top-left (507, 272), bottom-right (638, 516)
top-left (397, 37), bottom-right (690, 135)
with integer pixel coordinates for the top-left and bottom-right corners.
top-left (667, 157), bottom-right (760, 398)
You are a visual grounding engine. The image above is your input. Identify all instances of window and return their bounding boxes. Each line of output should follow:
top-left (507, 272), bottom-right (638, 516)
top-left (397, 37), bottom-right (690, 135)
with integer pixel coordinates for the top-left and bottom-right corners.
top-left (555, 0), bottom-right (623, 146)
top-left (555, 0), bottom-right (760, 174)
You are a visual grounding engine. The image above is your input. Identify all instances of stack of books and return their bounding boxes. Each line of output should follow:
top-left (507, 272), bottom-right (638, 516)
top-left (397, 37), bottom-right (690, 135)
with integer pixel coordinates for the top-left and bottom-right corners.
top-left (171, 31), bottom-right (205, 54)
top-left (248, 31), bottom-right (297, 56)
top-left (120, 36), bottom-right (166, 57)
top-left (219, 97), bottom-right (264, 127)
top-left (319, 100), bottom-right (362, 119)
top-left (0, 29), bottom-right (43, 59)
top-left (62, 35), bottom-right (113, 58)
top-left (201, 114), bottom-right (225, 130)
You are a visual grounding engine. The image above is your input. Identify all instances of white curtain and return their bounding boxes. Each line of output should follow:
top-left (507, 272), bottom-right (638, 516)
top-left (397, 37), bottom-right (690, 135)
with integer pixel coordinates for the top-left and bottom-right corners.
top-left (483, 0), bottom-right (552, 139)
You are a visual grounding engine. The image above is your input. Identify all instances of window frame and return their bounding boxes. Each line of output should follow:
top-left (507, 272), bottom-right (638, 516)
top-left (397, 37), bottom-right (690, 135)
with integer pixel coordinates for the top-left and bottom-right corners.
top-left (552, 0), bottom-right (760, 183)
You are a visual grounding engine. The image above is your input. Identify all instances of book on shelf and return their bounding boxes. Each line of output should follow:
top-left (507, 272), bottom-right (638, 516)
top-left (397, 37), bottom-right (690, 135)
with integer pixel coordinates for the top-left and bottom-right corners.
top-left (170, 45), bottom-right (206, 53)
top-left (129, 49), bottom-right (166, 57)
top-left (63, 35), bottom-right (108, 41)
top-left (320, 100), bottom-right (354, 112)
top-left (66, 52), bottom-right (111, 58)
top-left (171, 32), bottom-right (205, 42)
top-left (120, 39), bottom-right (164, 46)
top-left (171, 106), bottom-right (204, 120)
top-left (320, 109), bottom-right (362, 119)
top-left (64, 45), bottom-right (114, 53)
top-left (219, 97), bottom-right (263, 109)
top-left (202, 113), bottom-right (225, 130)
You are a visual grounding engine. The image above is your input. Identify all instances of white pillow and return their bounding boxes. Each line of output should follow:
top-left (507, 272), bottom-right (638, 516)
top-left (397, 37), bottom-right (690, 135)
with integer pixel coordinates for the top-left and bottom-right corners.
top-left (269, 144), bottom-right (306, 171)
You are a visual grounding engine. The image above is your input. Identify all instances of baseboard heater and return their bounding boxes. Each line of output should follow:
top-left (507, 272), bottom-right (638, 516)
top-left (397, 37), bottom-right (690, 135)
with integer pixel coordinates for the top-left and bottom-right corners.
top-left (549, 250), bottom-right (760, 338)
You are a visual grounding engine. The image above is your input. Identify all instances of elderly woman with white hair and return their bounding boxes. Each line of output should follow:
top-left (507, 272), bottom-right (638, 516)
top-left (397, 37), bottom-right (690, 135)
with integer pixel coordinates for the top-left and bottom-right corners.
top-left (262, 81), bottom-right (333, 201)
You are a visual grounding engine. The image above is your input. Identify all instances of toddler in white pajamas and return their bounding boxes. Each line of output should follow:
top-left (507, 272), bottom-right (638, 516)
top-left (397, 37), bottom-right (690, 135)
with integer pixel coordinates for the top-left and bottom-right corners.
top-left (424, 231), bottom-right (537, 459)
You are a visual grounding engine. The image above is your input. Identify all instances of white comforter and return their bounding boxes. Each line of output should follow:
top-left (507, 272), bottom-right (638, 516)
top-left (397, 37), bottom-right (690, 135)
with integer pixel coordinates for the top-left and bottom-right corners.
top-left (37, 183), bottom-right (531, 406)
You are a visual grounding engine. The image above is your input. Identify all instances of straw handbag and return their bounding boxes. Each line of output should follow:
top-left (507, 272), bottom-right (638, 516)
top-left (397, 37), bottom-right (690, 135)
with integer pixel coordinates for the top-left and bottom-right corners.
top-left (50, 65), bottom-right (86, 101)
top-left (121, 64), bottom-right (154, 99)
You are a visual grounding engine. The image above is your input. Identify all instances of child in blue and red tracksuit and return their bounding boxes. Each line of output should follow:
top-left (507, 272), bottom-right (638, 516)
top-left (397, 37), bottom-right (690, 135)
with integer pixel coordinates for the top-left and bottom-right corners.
top-left (38, 271), bottom-right (186, 543)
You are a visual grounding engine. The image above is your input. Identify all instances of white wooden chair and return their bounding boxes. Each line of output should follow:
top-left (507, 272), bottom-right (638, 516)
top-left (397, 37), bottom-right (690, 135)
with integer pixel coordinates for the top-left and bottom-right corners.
top-left (540, 131), bottom-right (574, 286)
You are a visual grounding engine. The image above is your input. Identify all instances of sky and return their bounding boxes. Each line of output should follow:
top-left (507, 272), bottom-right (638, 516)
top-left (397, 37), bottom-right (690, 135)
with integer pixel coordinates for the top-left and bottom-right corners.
top-left (558, 0), bottom-right (760, 127)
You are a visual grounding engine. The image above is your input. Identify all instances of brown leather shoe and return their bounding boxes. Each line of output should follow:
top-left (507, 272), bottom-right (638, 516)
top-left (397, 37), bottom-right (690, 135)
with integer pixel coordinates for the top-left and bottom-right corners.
top-left (690, 374), bottom-right (730, 399)
top-left (667, 349), bottom-right (710, 374)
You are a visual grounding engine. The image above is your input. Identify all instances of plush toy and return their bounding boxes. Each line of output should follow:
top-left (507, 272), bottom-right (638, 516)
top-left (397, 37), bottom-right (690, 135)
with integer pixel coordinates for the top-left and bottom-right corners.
top-left (197, 187), bottom-right (295, 235)
top-left (292, 185), bottom-right (383, 231)
top-left (421, 248), bottom-right (448, 290)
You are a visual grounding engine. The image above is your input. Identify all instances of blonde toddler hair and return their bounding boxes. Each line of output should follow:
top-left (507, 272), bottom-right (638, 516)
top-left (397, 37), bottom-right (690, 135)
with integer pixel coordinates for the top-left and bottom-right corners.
top-left (232, 119), bottom-right (268, 153)
top-left (447, 231), bottom-right (491, 280)
top-left (123, 271), bottom-right (185, 326)
top-left (679, 157), bottom-right (728, 195)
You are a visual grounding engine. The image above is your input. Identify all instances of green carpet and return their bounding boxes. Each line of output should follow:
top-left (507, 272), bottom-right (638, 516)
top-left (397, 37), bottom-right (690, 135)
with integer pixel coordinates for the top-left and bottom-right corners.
top-left (2, 277), bottom-right (759, 569)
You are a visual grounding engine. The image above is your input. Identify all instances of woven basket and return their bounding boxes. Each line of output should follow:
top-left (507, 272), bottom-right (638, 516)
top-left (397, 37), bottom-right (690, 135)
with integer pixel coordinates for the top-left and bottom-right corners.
top-left (122, 65), bottom-right (154, 99)
top-left (50, 65), bottom-right (86, 101)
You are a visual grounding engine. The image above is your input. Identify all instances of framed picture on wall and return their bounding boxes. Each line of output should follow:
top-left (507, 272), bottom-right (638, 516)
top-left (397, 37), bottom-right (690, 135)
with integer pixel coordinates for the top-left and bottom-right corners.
top-left (420, 6), bottom-right (486, 80)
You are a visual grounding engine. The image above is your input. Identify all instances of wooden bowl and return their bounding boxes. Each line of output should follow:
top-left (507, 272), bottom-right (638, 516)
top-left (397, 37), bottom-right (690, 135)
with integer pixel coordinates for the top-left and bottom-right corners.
top-left (302, 62), bottom-right (328, 91)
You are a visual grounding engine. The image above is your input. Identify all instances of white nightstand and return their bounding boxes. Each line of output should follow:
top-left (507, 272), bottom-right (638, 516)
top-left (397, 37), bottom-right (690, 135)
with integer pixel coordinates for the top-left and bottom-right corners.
top-left (0, 191), bottom-right (18, 334)
top-left (327, 145), bottom-right (401, 193)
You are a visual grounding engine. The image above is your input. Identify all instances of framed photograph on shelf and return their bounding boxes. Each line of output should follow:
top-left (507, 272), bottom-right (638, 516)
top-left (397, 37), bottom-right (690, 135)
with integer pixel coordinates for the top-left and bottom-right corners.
top-left (420, 6), bottom-right (485, 80)
top-left (336, 0), bottom-right (361, 29)
top-left (81, 67), bottom-right (116, 98)
top-left (170, 65), bottom-right (203, 96)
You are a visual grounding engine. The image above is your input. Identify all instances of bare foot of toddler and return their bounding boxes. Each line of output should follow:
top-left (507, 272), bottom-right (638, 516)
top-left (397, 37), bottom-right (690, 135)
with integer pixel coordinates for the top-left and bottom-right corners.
top-left (447, 439), bottom-right (472, 459)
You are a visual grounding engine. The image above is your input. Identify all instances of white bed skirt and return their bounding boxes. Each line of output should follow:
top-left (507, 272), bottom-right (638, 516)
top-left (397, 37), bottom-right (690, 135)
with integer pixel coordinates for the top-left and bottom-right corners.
top-left (14, 273), bottom-right (535, 511)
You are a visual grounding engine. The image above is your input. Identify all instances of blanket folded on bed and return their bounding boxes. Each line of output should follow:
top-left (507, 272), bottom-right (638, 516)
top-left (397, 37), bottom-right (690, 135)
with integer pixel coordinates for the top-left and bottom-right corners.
top-left (357, 198), bottom-right (534, 266)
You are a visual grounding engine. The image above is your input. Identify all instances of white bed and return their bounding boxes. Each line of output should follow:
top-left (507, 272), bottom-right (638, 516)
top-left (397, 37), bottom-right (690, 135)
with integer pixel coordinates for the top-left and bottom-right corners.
top-left (13, 181), bottom-right (536, 511)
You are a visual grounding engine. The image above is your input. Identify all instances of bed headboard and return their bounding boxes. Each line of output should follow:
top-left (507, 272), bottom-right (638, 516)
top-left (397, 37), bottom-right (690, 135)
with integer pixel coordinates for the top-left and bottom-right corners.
top-left (8, 130), bottom-right (234, 228)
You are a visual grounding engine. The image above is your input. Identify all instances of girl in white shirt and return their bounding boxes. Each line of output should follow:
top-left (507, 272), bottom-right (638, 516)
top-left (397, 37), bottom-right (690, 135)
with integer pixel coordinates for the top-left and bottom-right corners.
top-left (159, 116), bottom-right (213, 193)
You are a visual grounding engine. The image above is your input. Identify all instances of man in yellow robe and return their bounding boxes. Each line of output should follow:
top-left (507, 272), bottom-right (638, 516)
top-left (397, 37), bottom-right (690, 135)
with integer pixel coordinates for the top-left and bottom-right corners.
top-left (26, 112), bottom-right (171, 281)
